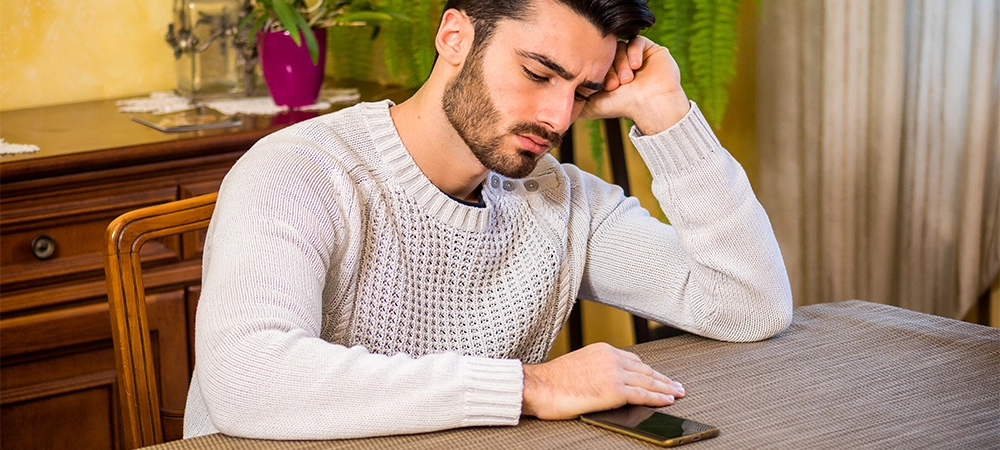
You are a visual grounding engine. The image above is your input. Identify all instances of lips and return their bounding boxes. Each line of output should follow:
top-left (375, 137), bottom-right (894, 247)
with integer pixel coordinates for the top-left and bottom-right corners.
top-left (516, 134), bottom-right (551, 155)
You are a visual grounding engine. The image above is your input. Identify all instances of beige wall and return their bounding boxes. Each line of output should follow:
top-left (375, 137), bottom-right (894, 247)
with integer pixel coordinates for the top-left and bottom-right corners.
top-left (1, 0), bottom-right (175, 111)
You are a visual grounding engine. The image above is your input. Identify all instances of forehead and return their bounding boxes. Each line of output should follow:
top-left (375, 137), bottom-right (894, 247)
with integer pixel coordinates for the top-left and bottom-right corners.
top-left (486, 0), bottom-right (617, 79)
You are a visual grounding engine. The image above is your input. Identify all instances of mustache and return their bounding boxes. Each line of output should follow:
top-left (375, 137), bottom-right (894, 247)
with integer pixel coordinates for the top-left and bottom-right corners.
top-left (510, 122), bottom-right (563, 148)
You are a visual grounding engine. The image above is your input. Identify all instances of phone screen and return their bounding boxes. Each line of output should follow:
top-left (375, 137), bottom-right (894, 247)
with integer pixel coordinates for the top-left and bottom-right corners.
top-left (580, 405), bottom-right (719, 447)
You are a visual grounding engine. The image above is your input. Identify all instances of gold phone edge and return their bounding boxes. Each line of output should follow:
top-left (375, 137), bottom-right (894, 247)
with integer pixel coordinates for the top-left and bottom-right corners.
top-left (579, 416), bottom-right (683, 447)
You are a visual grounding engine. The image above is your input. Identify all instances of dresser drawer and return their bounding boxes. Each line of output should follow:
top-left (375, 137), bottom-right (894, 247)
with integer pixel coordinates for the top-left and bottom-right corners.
top-left (0, 185), bottom-right (179, 301)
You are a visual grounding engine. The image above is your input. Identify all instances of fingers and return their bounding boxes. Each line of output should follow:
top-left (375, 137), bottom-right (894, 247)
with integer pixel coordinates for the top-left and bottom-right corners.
top-left (521, 343), bottom-right (686, 420)
top-left (604, 345), bottom-right (685, 403)
top-left (618, 357), bottom-right (685, 399)
top-left (622, 384), bottom-right (675, 407)
top-left (626, 36), bottom-right (649, 70)
top-left (605, 37), bottom-right (656, 90)
top-left (604, 41), bottom-right (628, 91)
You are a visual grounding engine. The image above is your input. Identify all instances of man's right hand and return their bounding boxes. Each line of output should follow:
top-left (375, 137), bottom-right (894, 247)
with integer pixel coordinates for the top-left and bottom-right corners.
top-left (521, 342), bottom-right (685, 420)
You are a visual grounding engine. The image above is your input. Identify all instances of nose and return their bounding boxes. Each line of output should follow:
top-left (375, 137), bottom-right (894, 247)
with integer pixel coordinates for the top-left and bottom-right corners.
top-left (535, 90), bottom-right (576, 135)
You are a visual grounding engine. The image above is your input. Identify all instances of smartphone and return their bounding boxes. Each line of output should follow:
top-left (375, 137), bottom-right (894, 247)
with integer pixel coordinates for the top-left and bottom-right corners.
top-left (580, 405), bottom-right (719, 447)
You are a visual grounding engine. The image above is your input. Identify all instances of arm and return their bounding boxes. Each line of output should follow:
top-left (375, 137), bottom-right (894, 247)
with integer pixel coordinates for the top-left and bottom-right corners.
top-left (580, 37), bottom-right (792, 341)
top-left (520, 38), bottom-right (791, 421)
top-left (194, 138), bottom-right (523, 439)
top-left (579, 103), bottom-right (793, 341)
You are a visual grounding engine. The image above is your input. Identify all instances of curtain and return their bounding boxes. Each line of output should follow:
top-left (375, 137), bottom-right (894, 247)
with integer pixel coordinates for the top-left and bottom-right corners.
top-left (757, 0), bottom-right (999, 319)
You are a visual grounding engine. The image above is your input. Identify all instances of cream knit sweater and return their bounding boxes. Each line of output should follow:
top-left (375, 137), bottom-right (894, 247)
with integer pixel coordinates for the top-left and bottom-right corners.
top-left (183, 100), bottom-right (792, 439)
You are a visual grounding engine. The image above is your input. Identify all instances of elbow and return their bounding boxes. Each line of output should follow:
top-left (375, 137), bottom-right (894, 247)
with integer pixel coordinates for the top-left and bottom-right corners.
top-left (715, 305), bottom-right (791, 343)
top-left (739, 286), bottom-right (794, 342)
top-left (199, 371), bottom-right (298, 439)
top-left (751, 295), bottom-right (793, 341)
top-left (731, 266), bottom-right (794, 342)
top-left (195, 338), bottom-right (295, 438)
top-left (702, 288), bottom-right (793, 343)
top-left (197, 370), bottom-right (265, 438)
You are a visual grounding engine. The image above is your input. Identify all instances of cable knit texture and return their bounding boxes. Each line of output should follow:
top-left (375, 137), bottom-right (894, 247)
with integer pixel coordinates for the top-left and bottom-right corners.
top-left (183, 100), bottom-right (793, 440)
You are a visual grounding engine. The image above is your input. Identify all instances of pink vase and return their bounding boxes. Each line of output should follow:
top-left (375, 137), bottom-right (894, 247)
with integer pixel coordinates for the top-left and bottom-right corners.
top-left (257, 28), bottom-right (327, 108)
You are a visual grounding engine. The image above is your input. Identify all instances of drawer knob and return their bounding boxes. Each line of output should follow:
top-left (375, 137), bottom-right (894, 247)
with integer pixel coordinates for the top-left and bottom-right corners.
top-left (31, 234), bottom-right (57, 260)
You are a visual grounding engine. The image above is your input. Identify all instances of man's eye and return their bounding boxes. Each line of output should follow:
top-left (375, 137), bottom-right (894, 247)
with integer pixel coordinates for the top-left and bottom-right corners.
top-left (522, 67), bottom-right (547, 82)
top-left (575, 92), bottom-right (591, 102)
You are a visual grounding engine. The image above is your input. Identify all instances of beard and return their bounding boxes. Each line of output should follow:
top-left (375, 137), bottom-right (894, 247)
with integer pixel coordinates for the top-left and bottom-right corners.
top-left (442, 49), bottom-right (563, 179)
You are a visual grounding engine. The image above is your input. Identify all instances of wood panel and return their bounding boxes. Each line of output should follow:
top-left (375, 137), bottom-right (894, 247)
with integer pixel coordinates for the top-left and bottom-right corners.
top-left (1, 375), bottom-right (120, 450)
top-left (0, 290), bottom-right (193, 450)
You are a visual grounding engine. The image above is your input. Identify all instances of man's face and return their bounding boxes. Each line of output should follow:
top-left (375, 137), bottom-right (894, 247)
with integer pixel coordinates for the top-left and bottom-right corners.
top-left (442, 0), bottom-right (618, 179)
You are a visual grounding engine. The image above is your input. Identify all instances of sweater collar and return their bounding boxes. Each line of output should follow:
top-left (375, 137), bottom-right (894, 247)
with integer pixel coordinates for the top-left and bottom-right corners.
top-left (363, 100), bottom-right (493, 232)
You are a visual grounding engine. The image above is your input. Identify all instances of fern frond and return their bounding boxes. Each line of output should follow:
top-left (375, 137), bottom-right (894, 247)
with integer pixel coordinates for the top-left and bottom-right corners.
top-left (646, 0), bottom-right (699, 103)
top-left (586, 119), bottom-right (606, 177)
top-left (409, 0), bottom-right (441, 85)
top-left (331, 24), bottom-right (376, 81)
top-left (324, 0), bottom-right (441, 86)
top-left (690, 0), bottom-right (739, 127)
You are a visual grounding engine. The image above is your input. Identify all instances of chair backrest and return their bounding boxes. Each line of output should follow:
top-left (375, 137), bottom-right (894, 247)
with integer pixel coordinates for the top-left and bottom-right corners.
top-left (104, 193), bottom-right (217, 449)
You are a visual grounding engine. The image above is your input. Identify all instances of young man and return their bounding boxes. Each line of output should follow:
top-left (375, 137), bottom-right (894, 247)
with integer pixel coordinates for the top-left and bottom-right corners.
top-left (183, 0), bottom-right (793, 440)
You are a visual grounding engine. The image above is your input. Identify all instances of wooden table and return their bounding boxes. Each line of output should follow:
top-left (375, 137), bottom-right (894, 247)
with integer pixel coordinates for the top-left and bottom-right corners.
top-left (144, 301), bottom-right (1000, 449)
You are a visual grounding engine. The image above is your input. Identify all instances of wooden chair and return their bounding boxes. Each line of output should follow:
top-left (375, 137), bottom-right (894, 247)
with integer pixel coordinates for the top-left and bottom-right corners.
top-left (104, 193), bottom-right (217, 449)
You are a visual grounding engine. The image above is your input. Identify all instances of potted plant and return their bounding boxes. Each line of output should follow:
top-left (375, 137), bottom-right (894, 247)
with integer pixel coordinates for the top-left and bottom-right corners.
top-left (241, 0), bottom-right (401, 107)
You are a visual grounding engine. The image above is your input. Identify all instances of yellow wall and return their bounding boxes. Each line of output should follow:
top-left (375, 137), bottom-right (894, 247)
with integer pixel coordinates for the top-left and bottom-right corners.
top-left (1, 0), bottom-right (175, 111)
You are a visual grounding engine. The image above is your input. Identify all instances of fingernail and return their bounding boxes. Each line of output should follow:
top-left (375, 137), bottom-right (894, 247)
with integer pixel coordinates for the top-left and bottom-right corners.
top-left (673, 381), bottom-right (684, 393)
top-left (664, 394), bottom-right (675, 403)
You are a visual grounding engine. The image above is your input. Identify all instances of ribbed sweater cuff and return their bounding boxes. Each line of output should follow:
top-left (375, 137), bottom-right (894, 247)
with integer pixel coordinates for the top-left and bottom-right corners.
top-left (460, 357), bottom-right (524, 426)
top-left (629, 101), bottom-right (722, 177)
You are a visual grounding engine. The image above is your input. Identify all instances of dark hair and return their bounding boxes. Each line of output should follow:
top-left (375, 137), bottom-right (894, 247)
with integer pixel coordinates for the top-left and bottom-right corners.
top-left (443, 0), bottom-right (654, 50)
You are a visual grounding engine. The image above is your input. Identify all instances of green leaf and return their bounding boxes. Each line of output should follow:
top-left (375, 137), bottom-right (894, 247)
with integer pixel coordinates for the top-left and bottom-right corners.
top-left (643, 0), bottom-right (740, 129)
top-left (333, 11), bottom-right (396, 23)
top-left (246, 13), bottom-right (270, 48)
top-left (271, 0), bottom-right (303, 46)
top-left (291, 9), bottom-right (320, 64)
top-left (587, 119), bottom-right (606, 177)
top-left (689, 0), bottom-right (739, 127)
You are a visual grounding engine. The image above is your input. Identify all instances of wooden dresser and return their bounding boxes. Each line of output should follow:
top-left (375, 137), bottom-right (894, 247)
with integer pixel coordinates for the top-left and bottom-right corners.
top-left (0, 84), bottom-right (411, 449)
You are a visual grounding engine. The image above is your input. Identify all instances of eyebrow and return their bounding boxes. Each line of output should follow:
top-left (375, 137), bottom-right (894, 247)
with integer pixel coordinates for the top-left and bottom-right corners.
top-left (517, 50), bottom-right (605, 92)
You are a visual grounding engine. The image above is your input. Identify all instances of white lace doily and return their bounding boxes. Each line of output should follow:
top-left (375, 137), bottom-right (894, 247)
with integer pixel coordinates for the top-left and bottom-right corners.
top-left (0, 138), bottom-right (40, 156)
top-left (117, 91), bottom-right (196, 114)
top-left (117, 88), bottom-right (361, 116)
top-left (201, 97), bottom-right (330, 116)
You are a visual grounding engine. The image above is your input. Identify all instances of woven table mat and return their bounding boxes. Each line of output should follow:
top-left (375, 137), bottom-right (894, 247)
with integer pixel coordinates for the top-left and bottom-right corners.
top-left (147, 301), bottom-right (999, 449)
top-left (147, 416), bottom-right (662, 450)
top-left (628, 300), bottom-right (1000, 449)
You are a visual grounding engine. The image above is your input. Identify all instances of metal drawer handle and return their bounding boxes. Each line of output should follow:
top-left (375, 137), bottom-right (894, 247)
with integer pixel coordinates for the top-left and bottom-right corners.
top-left (31, 234), bottom-right (57, 260)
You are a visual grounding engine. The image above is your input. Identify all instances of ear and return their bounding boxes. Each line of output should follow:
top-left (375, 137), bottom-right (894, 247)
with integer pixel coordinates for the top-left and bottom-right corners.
top-left (435, 9), bottom-right (474, 67)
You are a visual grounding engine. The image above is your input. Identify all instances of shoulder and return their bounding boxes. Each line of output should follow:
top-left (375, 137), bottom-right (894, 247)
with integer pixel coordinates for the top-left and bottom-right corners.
top-left (252, 101), bottom-right (389, 162)
top-left (214, 103), bottom-right (400, 229)
top-left (227, 102), bottom-right (393, 189)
